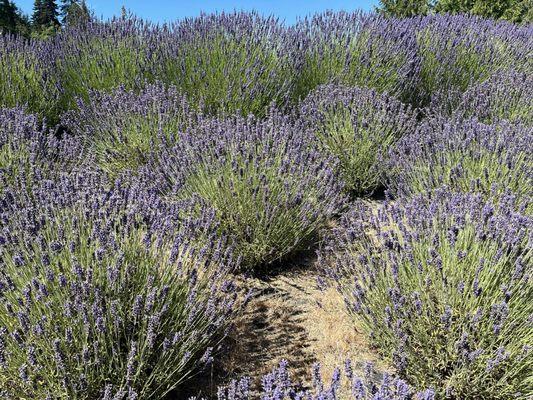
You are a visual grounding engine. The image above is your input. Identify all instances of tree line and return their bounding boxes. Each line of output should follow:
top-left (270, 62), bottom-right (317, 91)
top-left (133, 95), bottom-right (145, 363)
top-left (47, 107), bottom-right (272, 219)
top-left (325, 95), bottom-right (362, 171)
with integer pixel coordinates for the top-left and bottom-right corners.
top-left (1, 0), bottom-right (531, 38)
top-left (378, 0), bottom-right (532, 22)
top-left (0, 0), bottom-right (91, 37)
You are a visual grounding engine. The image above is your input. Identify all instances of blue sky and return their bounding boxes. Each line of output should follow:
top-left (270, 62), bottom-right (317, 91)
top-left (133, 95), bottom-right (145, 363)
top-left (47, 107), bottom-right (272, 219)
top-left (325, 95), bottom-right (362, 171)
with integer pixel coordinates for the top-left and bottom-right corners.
top-left (15, 0), bottom-right (379, 24)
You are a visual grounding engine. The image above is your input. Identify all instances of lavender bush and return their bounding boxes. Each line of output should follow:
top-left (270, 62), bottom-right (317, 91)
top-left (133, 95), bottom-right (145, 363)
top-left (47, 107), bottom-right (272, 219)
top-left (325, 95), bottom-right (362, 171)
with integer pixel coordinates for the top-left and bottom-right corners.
top-left (300, 84), bottom-right (417, 196)
top-left (0, 173), bottom-right (237, 399)
top-left (453, 70), bottom-right (533, 126)
top-left (157, 110), bottom-right (345, 269)
top-left (0, 34), bottom-right (59, 122)
top-left (291, 12), bottom-right (419, 104)
top-left (387, 117), bottom-right (532, 211)
top-left (0, 107), bottom-right (81, 195)
top-left (55, 18), bottom-right (157, 113)
top-left (203, 360), bottom-right (434, 400)
top-left (61, 82), bottom-right (197, 177)
top-left (324, 190), bottom-right (532, 398)
top-left (154, 12), bottom-right (293, 117)
top-left (414, 14), bottom-right (532, 111)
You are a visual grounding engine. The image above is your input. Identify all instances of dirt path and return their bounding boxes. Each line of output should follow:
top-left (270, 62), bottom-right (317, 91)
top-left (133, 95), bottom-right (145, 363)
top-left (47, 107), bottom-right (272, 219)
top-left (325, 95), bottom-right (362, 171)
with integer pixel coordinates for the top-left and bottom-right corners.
top-left (213, 253), bottom-right (386, 396)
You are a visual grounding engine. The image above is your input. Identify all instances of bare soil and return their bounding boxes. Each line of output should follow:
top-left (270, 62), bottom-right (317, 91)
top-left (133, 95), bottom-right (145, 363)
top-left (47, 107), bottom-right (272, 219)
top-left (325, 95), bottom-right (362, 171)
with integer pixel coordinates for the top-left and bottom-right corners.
top-left (178, 250), bottom-right (387, 399)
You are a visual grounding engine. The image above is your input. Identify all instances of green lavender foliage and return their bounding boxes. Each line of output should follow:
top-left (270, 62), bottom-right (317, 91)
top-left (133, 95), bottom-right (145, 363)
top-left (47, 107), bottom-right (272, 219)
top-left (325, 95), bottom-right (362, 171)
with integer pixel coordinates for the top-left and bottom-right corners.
top-left (155, 12), bottom-right (293, 117)
top-left (291, 12), bottom-right (419, 105)
top-left (0, 176), bottom-right (235, 399)
top-left (61, 83), bottom-right (197, 177)
top-left (0, 35), bottom-right (59, 121)
top-left (387, 117), bottom-right (532, 213)
top-left (326, 192), bottom-right (532, 398)
top-left (158, 111), bottom-right (345, 269)
top-left (55, 18), bottom-right (155, 114)
top-left (300, 84), bottom-right (417, 196)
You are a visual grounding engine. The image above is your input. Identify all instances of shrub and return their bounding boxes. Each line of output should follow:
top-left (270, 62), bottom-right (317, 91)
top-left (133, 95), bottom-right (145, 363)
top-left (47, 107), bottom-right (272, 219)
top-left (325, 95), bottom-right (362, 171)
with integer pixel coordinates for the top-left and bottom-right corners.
top-left (0, 107), bottom-right (81, 196)
top-left (157, 111), bottom-right (345, 269)
top-left (453, 70), bottom-right (533, 126)
top-left (201, 360), bottom-right (434, 399)
top-left (0, 34), bottom-right (59, 121)
top-left (61, 82), bottom-right (196, 177)
top-left (155, 12), bottom-right (293, 117)
top-left (414, 14), bottom-right (532, 111)
top-left (55, 18), bottom-right (157, 113)
top-left (387, 117), bottom-right (532, 211)
top-left (324, 191), bottom-right (532, 398)
top-left (0, 173), bottom-right (237, 399)
top-left (291, 12), bottom-right (419, 104)
top-left (300, 84), bottom-right (417, 196)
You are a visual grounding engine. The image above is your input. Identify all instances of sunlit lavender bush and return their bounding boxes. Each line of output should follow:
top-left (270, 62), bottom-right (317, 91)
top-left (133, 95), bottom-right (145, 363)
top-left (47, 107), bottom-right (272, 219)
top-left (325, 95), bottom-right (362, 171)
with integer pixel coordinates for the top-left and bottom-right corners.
top-left (453, 70), bottom-right (533, 126)
top-left (158, 110), bottom-right (345, 269)
top-left (56, 18), bottom-right (157, 113)
top-left (324, 190), bottom-right (532, 398)
top-left (203, 360), bottom-right (434, 400)
top-left (0, 173), bottom-right (237, 399)
top-left (61, 82), bottom-right (197, 177)
top-left (300, 84), bottom-right (417, 196)
top-left (291, 12), bottom-right (419, 104)
top-left (0, 107), bottom-right (81, 195)
top-left (0, 34), bottom-right (59, 121)
top-left (415, 14), bottom-right (532, 111)
top-left (155, 12), bottom-right (293, 117)
top-left (387, 117), bottom-right (532, 211)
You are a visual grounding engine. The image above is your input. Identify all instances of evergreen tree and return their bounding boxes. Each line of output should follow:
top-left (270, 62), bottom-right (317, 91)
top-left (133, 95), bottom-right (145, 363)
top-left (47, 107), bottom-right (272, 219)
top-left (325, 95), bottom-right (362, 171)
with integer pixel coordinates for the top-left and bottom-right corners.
top-left (436, 0), bottom-right (532, 22)
top-left (61, 0), bottom-right (91, 26)
top-left (0, 0), bottom-right (18, 33)
top-left (378, 0), bottom-right (433, 17)
top-left (42, 0), bottom-right (60, 26)
top-left (32, 0), bottom-right (44, 26)
top-left (379, 0), bottom-right (532, 22)
top-left (15, 11), bottom-right (32, 36)
top-left (33, 0), bottom-right (59, 28)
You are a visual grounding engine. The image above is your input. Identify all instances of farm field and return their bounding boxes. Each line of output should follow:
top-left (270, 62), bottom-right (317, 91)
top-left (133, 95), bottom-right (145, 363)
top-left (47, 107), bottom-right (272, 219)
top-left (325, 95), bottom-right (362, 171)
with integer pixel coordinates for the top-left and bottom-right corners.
top-left (0, 7), bottom-right (532, 400)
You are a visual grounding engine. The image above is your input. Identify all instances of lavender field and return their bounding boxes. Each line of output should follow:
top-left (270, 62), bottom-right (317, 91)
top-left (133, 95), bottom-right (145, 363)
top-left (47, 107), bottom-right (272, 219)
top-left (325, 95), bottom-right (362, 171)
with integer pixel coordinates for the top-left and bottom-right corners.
top-left (0, 10), bottom-right (532, 400)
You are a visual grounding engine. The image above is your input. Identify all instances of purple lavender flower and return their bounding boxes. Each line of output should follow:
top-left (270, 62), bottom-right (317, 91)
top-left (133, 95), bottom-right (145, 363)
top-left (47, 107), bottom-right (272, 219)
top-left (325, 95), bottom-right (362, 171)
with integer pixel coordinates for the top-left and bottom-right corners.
top-left (299, 84), bottom-right (417, 195)
top-left (61, 82), bottom-right (197, 177)
top-left (323, 190), bottom-right (532, 398)
top-left (157, 109), bottom-right (345, 269)
top-left (0, 168), bottom-right (238, 398)
top-left (387, 116), bottom-right (532, 211)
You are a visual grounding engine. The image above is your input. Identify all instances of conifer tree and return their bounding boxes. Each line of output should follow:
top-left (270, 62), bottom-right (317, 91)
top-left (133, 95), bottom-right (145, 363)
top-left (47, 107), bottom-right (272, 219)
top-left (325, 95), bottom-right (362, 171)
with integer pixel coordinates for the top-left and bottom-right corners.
top-left (378, 0), bottom-right (433, 17)
top-left (61, 0), bottom-right (91, 26)
top-left (0, 0), bottom-right (18, 33)
top-left (32, 0), bottom-right (59, 28)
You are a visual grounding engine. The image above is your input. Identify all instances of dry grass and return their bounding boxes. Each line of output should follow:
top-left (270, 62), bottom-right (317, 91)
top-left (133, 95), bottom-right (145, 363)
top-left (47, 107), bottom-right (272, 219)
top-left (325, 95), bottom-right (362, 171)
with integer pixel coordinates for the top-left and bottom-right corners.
top-left (208, 254), bottom-right (388, 397)
top-left (175, 201), bottom-right (389, 399)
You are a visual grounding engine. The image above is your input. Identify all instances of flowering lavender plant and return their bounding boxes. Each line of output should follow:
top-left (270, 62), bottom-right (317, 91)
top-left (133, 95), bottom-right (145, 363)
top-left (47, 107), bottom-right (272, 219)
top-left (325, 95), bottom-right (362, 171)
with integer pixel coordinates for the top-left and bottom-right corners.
top-left (387, 117), bottom-right (532, 211)
top-left (61, 82), bottom-right (197, 177)
top-left (154, 12), bottom-right (293, 117)
top-left (56, 17), bottom-right (157, 113)
top-left (452, 70), bottom-right (533, 126)
top-left (208, 360), bottom-right (433, 400)
top-left (0, 173), bottom-right (237, 399)
top-left (414, 14), bottom-right (532, 111)
top-left (0, 34), bottom-right (60, 122)
top-left (0, 107), bottom-right (81, 196)
top-left (157, 110), bottom-right (345, 269)
top-left (300, 84), bottom-right (417, 196)
top-left (324, 190), bottom-right (532, 398)
top-left (291, 12), bottom-right (419, 104)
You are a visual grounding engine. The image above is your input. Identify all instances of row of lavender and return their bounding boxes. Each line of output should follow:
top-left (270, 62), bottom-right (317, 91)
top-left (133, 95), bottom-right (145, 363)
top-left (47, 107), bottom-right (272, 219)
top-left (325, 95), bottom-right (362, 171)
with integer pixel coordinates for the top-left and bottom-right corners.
top-left (1, 12), bottom-right (532, 123)
top-left (1, 11), bottom-right (532, 400)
